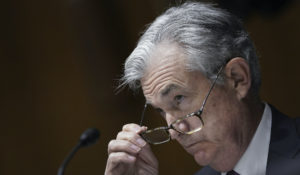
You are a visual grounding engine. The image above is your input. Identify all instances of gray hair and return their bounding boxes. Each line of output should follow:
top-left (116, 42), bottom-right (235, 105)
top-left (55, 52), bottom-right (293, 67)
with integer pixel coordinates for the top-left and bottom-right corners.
top-left (120, 2), bottom-right (261, 94)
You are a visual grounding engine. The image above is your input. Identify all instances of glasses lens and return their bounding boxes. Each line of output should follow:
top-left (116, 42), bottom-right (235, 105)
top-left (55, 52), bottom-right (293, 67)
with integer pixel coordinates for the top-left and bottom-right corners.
top-left (172, 115), bottom-right (203, 134)
top-left (141, 129), bottom-right (170, 144)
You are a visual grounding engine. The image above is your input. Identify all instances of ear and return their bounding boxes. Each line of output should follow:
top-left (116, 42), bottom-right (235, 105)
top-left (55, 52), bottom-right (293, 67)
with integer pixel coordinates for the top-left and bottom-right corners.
top-left (224, 57), bottom-right (251, 100)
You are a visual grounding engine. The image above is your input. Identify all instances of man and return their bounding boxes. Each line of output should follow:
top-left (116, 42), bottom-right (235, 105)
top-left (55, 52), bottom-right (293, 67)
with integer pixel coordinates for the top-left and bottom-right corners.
top-left (105, 2), bottom-right (300, 175)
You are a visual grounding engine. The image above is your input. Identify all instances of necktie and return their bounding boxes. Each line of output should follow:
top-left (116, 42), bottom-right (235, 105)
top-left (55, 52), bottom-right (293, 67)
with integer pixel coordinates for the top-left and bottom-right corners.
top-left (226, 170), bottom-right (240, 175)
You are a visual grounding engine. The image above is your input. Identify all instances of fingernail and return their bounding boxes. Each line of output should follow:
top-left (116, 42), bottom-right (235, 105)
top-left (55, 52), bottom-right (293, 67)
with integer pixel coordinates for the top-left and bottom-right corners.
top-left (128, 155), bottom-right (136, 161)
top-left (137, 138), bottom-right (146, 147)
top-left (130, 144), bottom-right (141, 152)
top-left (142, 126), bottom-right (148, 130)
top-left (133, 126), bottom-right (141, 133)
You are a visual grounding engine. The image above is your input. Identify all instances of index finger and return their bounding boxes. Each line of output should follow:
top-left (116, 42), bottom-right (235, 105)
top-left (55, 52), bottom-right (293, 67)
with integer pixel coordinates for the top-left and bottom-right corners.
top-left (122, 123), bottom-right (147, 133)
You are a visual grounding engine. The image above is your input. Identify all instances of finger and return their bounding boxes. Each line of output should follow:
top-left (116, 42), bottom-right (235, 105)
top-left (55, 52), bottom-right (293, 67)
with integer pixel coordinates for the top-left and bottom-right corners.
top-left (138, 144), bottom-right (159, 168)
top-left (108, 152), bottom-right (136, 165)
top-left (108, 139), bottom-right (142, 155)
top-left (105, 152), bottom-right (135, 174)
top-left (121, 124), bottom-right (157, 166)
top-left (116, 131), bottom-right (147, 147)
top-left (122, 123), bottom-right (147, 134)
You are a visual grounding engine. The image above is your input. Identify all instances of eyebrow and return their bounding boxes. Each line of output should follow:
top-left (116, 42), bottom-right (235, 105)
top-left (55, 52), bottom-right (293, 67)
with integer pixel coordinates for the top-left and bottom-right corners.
top-left (160, 84), bottom-right (179, 97)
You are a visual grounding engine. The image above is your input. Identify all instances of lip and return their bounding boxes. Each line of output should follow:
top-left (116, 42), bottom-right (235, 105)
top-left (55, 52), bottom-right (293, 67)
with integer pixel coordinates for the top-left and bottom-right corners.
top-left (184, 141), bottom-right (202, 155)
top-left (185, 141), bottom-right (198, 148)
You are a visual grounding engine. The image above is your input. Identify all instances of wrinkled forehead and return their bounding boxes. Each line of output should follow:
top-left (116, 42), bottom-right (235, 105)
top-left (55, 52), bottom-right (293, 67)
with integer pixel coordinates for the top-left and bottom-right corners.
top-left (140, 42), bottom-right (189, 102)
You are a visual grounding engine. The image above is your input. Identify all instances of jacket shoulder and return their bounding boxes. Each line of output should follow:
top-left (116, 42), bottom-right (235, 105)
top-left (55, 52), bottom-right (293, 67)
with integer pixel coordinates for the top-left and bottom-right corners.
top-left (267, 105), bottom-right (300, 175)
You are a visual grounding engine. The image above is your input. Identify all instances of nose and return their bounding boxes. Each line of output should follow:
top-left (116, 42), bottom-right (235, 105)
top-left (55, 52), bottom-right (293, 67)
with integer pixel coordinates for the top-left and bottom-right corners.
top-left (169, 129), bottom-right (179, 140)
top-left (165, 113), bottom-right (180, 140)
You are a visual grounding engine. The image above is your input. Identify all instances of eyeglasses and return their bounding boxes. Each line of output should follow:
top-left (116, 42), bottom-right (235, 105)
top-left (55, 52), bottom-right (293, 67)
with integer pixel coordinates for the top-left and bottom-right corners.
top-left (139, 66), bottom-right (224, 145)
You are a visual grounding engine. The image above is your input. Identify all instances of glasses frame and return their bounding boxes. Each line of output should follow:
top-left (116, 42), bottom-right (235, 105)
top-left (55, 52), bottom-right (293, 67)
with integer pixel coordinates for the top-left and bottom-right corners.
top-left (139, 66), bottom-right (224, 145)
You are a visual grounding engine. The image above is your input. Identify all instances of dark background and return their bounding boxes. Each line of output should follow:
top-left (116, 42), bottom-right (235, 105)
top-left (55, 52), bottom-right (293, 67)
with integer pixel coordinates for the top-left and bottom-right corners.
top-left (1, 0), bottom-right (299, 175)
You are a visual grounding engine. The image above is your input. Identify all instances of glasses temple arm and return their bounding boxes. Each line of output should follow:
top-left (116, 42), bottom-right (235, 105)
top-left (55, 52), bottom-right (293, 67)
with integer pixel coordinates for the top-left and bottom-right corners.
top-left (200, 66), bottom-right (224, 112)
top-left (139, 103), bottom-right (148, 126)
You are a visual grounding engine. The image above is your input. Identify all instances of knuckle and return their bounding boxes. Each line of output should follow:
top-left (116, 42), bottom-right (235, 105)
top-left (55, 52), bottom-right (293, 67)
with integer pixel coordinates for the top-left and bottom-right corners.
top-left (122, 124), bottom-right (130, 131)
top-left (108, 140), bottom-right (115, 148)
top-left (108, 153), bottom-right (119, 165)
top-left (124, 141), bottom-right (132, 148)
top-left (128, 133), bottom-right (138, 142)
top-left (122, 123), bottom-right (139, 131)
top-left (107, 140), bottom-right (116, 152)
top-left (109, 152), bottom-right (118, 159)
top-left (117, 131), bottom-right (140, 146)
top-left (107, 140), bottom-right (133, 154)
top-left (116, 131), bottom-right (123, 139)
top-left (109, 152), bottom-right (127, 163)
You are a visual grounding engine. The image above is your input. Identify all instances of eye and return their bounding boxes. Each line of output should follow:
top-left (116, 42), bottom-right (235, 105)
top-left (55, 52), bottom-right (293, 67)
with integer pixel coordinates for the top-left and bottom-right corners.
top-left (174, 95), bottom-right (185, 105)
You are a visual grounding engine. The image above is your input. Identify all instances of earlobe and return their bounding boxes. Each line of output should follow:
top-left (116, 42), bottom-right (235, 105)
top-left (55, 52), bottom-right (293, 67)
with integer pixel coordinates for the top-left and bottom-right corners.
top-left (225, 57), bottom-right (251, 100)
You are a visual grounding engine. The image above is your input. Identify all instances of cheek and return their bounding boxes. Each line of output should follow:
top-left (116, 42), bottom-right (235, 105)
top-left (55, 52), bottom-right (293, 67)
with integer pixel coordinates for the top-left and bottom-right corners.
top-left (201, 98), bottom-right (239, 143)
top-left (203, 117), bottom-right (230, 143)
top-left (165, 112), bottom-right (176, 125)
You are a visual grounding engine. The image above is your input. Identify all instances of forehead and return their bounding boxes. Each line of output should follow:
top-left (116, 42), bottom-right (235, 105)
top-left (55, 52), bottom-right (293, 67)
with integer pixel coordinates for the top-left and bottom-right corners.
top-left (141, 42), bottom-right (202, 103)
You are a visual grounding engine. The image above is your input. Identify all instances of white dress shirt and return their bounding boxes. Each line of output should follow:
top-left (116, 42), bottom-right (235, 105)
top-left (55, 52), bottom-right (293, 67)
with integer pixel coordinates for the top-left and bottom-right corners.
top-left (221, 103), bottom-right (272, 175)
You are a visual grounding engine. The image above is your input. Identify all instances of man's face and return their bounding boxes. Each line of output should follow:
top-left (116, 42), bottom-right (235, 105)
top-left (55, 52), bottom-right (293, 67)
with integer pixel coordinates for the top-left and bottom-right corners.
top-left (141, 42), bottom-right (246, 169)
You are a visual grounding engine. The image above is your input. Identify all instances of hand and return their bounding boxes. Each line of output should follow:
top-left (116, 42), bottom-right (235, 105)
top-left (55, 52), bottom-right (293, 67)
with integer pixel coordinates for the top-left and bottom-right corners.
top-left (105, 123), bottom-right (158, 175)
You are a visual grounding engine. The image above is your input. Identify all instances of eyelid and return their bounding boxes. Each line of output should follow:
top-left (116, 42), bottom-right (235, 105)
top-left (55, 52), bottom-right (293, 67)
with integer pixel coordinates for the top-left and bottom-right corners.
top-left (174, 95), bottom-right (185, 104)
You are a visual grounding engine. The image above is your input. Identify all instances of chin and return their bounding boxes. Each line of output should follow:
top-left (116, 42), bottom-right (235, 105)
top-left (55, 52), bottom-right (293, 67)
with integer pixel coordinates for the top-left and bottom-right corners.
top-left (183, 140), bottom-right (215, 166)
top-left (193, 150), bottom-right (211, 166)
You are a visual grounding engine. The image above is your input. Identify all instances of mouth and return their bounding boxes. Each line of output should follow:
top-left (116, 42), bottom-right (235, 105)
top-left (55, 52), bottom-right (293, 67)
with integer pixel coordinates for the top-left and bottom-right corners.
top-left (183, 141), bottom-right (203, 155)
top-left (185, 141), bottom-right (198, 148)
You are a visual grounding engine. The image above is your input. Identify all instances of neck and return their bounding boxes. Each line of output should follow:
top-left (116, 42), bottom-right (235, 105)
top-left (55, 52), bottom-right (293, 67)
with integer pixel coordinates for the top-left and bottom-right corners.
top-left (213, 96), bottom-right (265, 172)
top-left (232, 97), bottom-right (265, 170)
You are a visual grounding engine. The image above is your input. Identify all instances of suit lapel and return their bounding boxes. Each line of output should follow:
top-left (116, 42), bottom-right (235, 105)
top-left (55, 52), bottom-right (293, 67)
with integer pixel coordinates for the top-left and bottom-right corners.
top-left (266, 105), bottom-right (300, 175)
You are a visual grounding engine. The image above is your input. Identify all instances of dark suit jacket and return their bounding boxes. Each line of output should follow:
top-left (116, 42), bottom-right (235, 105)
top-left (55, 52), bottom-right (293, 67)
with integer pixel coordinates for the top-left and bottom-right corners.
top-left (194, 105), bottom-right (300, 175)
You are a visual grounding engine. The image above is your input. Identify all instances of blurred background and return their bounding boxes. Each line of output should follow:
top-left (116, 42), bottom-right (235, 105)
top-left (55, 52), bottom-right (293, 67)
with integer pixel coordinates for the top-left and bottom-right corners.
top-left (1, 0), bottom-right (299, 175)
